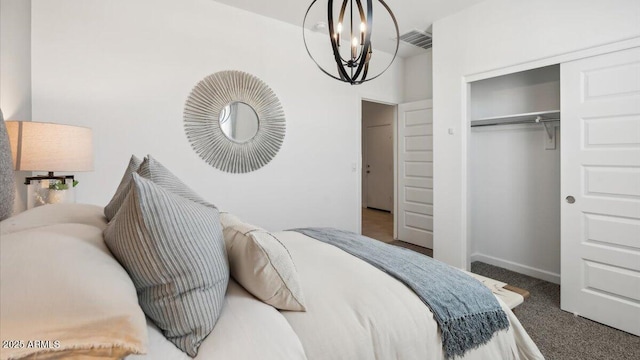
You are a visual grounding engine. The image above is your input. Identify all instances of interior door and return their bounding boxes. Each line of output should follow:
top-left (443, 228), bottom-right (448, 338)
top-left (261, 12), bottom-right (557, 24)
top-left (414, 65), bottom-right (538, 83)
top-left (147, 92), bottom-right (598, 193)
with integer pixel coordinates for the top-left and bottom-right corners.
top-left (561, 46), bottom-right (640, 335)
top-left (397, 100), bottom-right (433, 248)
top-left (365, 124), bottom-right (393, 211)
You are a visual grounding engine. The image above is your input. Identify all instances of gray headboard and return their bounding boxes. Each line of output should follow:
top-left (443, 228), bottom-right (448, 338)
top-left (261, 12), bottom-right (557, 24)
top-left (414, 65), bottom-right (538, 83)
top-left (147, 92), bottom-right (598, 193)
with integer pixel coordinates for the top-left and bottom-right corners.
top-left (0, 109), bottom-right (15, 220)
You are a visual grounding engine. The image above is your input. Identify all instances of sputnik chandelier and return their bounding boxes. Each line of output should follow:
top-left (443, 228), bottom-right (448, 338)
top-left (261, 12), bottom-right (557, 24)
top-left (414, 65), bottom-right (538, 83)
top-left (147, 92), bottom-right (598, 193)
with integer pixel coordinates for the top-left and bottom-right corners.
top-left (303, 0), bottom-right (399, 85)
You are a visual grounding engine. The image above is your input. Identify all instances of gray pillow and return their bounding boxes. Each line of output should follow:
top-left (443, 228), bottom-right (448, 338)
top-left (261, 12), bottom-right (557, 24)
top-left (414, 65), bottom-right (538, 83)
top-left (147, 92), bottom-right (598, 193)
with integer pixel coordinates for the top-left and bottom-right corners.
top-left (137, 155), bottom-right (214, 209)
top-left (0, 109), bottom-right (15, 221)
top-left (104, 173), bottom-right (228, 357)
top-left (104, 155), bottom-right (215, 221)
top-left (104, 155), bottom-right (143, 221)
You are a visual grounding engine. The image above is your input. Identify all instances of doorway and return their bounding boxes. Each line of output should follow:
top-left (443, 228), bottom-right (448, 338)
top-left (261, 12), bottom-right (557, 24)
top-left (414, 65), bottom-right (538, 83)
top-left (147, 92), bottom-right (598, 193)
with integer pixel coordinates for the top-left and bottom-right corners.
top-left (361, 100), bottom-right (395, 243)
top-left (361, 99), bottom-right (434, 251)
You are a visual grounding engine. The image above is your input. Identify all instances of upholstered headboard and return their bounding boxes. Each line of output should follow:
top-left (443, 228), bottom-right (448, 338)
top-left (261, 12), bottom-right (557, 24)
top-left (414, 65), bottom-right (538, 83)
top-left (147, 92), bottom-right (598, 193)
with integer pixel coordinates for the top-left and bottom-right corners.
top-left (0, 109), bottom-right (15, 220)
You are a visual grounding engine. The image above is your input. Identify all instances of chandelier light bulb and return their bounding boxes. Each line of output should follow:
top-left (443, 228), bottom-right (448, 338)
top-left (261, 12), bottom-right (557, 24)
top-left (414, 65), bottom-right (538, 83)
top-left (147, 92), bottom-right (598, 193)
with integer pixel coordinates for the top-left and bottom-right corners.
top-left (351, 36), bottom-right (358, 59)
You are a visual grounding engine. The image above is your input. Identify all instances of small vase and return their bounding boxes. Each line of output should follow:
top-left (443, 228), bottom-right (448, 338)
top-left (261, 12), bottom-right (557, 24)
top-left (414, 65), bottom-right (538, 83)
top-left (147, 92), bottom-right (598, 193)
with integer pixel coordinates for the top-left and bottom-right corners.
top-left (47, 189), bottom-right (67, 204)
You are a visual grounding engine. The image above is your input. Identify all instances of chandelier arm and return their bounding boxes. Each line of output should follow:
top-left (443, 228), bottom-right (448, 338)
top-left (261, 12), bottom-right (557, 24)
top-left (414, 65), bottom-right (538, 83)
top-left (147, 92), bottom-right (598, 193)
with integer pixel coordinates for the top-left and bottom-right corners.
top-left (303, 0), bottom-right (347, 82)
top-left (354, 0), bottom-right (366, 56)
top-left (358, 0), bottom-right (399, 83)
top-left (328, 0), bottom-right (351, 81)
top-left (361, 59), bottom-right (370, 83)
top-left (338, 0), bottom-right (348, 26)
top-left (349, 0), bottom-right (355, 80)
top-left (355, 0), bottom-right (367, 61)
top-left (334, 0), bottom-right (350, 64)
top-left (355, 0), bottom-right (366, 32)
top-left (350, 0), bottom-right (372, 82)
top-left (338, 0), bottom-right (348, 51)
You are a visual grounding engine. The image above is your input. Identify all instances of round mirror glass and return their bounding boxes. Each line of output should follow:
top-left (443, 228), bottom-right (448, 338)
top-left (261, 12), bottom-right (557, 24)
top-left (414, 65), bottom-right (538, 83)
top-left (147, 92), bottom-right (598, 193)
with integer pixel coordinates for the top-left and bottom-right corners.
top-left (219, 101), bottom-right (259, 143)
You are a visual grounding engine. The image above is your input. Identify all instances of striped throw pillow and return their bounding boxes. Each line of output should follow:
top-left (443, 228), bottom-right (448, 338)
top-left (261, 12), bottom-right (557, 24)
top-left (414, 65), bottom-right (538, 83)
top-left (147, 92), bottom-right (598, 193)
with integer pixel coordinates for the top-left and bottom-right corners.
top-left (137, 155), bottom-right (214, 209)
top-left (104, 173), bottom-right (229, 357)
top-left (104, 155), bottom-right (215, 221)
top-left (104, 155), bottom-right (143, 221)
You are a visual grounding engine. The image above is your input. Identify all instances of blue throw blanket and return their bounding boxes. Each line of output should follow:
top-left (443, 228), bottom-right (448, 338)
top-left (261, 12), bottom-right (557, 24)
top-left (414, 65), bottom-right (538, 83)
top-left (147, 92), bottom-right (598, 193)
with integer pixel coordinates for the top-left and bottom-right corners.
top-left (291, 228), bottom-right (509, 359)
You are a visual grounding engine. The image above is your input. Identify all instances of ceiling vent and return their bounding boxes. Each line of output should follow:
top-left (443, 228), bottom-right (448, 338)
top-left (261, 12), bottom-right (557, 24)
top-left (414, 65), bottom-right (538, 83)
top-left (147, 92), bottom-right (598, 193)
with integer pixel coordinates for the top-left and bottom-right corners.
top-left (399, 30), bottom-right (432, 50)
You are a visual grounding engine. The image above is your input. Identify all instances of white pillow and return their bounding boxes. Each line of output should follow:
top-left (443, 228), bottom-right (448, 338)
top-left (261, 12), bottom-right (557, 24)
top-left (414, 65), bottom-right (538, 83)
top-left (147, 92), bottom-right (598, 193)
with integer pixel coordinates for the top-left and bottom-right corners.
top-left (221, 214), bottom-right (306, 312)
top-left (0, 222), bottom-right (147, 359)
top-left (0, 203), bottom-right (106, 236)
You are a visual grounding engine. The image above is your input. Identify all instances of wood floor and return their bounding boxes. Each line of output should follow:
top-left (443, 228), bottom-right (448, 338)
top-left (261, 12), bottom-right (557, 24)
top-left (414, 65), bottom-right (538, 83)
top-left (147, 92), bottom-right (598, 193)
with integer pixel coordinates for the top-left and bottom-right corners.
top-left (362, 207), bottom-right (394, 243)
top-left (362, 207), bottom-right (433, 257)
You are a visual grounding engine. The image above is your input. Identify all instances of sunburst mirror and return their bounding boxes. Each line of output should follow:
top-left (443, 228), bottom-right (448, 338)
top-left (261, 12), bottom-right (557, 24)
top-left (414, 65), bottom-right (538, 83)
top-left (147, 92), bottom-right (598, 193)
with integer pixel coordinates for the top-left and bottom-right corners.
top-left (184, 70), bottom-right (286, 173)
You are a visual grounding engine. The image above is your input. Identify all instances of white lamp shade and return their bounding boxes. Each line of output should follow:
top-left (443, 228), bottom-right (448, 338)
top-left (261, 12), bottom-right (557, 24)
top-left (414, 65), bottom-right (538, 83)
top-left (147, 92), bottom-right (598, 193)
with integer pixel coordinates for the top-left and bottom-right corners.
top-left (5, 121), bottom-right (93, 172)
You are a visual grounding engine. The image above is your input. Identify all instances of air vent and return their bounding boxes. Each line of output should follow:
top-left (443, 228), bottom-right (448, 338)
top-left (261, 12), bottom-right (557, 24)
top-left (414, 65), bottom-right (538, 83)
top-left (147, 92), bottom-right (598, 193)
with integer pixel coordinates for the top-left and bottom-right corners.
top-left (399, 30), bottom-right (432, 50)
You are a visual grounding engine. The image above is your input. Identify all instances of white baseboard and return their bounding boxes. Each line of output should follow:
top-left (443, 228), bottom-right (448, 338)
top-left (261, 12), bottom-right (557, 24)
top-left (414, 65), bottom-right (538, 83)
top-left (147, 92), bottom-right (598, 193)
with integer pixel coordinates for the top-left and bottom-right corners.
top-left (470, 253), bottom-right (560, 284)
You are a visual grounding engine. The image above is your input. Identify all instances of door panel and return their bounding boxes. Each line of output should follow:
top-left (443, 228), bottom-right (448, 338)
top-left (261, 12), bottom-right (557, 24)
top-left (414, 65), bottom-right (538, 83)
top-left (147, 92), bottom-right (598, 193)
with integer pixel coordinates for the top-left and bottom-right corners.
top-left (397, 100), bottom-right (433, 248)
top-left (561, 46), bottom-right (640, 335)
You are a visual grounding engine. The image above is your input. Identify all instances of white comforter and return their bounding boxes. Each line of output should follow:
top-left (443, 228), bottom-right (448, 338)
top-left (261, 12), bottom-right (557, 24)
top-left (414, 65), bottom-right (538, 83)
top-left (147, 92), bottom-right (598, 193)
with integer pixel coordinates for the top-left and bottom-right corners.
top-left (275, 231), bottom-right (543, 360)
top-left (129, 231), bottom-right (543, 360)
top-left (128, 280), bottom-right (308, 360)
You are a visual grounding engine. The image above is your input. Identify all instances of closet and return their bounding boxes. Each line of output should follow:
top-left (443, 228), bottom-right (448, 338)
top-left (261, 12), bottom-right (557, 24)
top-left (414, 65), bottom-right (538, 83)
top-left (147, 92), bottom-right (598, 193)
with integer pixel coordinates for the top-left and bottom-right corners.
top-left (466, 46), bottom-right (640, 336)
top-left (468, 64), bottom-right (561, 284)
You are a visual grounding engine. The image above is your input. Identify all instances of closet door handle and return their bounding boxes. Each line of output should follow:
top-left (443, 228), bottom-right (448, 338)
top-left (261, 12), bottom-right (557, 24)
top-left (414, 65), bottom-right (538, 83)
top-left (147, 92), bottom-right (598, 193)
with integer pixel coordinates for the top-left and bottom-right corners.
top-left (566, 196), bottom-right (575, 204)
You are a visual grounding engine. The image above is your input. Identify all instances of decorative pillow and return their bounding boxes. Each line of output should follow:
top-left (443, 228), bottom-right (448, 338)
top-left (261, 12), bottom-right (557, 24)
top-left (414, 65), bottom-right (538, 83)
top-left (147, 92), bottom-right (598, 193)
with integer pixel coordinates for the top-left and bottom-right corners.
top-left (0, 223), bottom-right (148, 359)
top-left (104, 155), bottom-right (215, 221)
top-left (104, 174), bottom-right (229, 357)
top-left (220, 212), bottom-right (263, 230)
top-left (0, 109), bottom-right (15, 221)
top-left (104, 155), bottom-right (143, 221)
top-left (138, 155), bottom-right (214, 207)
top-left (223, 218), bottom-right (306, 312)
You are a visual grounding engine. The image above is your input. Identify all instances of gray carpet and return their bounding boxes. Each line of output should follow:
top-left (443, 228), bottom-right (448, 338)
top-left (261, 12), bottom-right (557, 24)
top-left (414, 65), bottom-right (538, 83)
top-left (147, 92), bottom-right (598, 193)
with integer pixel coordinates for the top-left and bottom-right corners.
top-left (471, 262), bottom-right (640, 360)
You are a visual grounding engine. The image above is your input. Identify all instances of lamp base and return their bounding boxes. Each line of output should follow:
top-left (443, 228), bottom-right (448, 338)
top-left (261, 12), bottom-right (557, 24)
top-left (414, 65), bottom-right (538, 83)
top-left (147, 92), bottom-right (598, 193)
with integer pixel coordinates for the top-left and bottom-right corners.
top-left (26, 173), bottom-right (76, 209)
top-left (24, 172), bottom-right (74, 185)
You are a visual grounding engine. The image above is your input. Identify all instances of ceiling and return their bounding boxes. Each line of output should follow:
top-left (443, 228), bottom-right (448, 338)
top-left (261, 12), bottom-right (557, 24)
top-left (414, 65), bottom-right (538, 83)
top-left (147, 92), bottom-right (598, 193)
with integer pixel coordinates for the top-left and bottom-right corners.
top-left (212, 0), bottom-right (486, 58)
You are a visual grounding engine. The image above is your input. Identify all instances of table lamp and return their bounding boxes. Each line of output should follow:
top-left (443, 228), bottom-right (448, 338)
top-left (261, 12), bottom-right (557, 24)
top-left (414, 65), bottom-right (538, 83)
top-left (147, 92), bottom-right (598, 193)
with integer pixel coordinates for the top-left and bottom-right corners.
top-left (5, 121), bottom-right (93, 208)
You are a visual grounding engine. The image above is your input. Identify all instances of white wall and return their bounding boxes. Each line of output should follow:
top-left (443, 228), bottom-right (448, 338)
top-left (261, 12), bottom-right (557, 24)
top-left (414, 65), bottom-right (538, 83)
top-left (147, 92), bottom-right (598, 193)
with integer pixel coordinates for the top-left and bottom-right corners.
top-left (361, 101), bottom-right (395, 208)
top-left (469, 126), bottom-right (561, 282)
top-left (469, 65), bottom-right (560, 119)
top-left (30, 0), bottom-right (403, 232)
top-left (0, 0), bottom-right (31, 214)
top-left (433, 0), bottom-right (640, 268)
top-left (403, 50), bottom-right (432, 102)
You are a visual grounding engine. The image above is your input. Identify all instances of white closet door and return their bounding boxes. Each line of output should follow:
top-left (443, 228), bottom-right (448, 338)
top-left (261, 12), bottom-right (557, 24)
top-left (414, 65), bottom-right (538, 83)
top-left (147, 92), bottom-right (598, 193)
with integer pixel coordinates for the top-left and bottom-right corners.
top-left (397, 100), bottom-right (433, 248)
top-left (561, 46), bottom-right (640, 335)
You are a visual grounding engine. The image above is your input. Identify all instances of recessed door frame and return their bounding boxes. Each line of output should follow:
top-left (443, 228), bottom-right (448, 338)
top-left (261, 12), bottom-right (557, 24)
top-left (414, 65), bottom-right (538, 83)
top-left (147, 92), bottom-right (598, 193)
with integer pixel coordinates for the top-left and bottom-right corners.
top-left (358, 96), bottom-right (398, 238)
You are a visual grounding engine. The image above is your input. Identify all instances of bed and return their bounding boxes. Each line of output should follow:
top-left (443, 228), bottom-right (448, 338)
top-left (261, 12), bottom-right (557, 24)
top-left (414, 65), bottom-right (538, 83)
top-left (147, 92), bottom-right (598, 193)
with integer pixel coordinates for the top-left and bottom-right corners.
top-left (0, 147), bottom-right (544, 360)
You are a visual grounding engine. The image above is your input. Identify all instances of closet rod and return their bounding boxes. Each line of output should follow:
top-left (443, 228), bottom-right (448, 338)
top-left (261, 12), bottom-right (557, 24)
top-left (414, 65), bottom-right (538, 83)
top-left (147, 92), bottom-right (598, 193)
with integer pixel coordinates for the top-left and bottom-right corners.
top-left (470, 117), bottom-right (560, 128)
